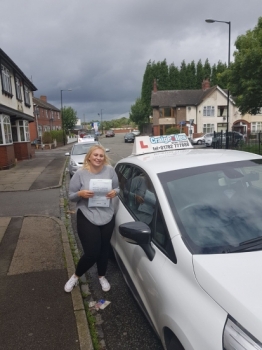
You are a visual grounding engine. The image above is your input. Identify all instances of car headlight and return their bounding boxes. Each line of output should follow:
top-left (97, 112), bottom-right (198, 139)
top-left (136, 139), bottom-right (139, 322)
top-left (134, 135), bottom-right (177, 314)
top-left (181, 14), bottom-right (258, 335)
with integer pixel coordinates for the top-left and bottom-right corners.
top-left (70, 159), bottom-right (77, 166)
top-left (223, 316), bottom-right (262, 349)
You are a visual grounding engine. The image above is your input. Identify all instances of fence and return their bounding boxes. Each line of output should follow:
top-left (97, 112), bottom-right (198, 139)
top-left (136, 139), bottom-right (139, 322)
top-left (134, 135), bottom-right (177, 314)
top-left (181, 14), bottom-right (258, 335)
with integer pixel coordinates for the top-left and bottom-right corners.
top-left (212, 131), bottom-right (262, 155)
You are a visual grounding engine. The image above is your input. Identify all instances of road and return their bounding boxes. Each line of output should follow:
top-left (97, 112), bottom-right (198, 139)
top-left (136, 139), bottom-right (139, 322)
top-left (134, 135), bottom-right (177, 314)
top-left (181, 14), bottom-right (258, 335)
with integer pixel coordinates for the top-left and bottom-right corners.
top-left (67, 133), bottom-right (163, 350)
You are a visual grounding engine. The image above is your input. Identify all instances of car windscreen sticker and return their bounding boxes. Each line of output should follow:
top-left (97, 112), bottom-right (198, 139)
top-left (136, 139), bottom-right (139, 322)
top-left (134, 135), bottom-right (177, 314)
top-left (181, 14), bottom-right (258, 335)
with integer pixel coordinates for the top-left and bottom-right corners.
top-left (132, 133), bottom-right (193, 155)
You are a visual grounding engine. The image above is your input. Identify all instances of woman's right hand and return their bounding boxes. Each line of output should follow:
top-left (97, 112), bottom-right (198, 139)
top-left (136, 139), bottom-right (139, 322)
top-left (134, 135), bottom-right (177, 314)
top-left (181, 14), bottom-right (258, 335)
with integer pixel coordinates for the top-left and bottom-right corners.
top-left (78, 190), bottom-right (94, 198)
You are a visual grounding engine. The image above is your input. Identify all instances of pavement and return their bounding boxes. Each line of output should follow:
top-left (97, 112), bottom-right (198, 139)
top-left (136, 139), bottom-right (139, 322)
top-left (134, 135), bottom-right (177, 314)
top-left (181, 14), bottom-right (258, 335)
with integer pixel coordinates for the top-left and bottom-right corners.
top-left (0, 146), bottom-right (94, 350)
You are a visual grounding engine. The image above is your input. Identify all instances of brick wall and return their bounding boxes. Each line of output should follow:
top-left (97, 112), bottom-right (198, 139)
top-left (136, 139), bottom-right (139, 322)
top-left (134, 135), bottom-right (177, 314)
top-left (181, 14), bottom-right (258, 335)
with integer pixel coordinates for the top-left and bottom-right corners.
top-left (0, 145), bottom-right (16, 170)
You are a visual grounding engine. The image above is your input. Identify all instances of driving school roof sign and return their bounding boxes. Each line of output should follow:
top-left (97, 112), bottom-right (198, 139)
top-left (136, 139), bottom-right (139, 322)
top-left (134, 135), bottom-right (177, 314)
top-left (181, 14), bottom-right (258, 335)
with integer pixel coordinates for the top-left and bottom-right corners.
top-left (132, 133), bottom-right (193, 155)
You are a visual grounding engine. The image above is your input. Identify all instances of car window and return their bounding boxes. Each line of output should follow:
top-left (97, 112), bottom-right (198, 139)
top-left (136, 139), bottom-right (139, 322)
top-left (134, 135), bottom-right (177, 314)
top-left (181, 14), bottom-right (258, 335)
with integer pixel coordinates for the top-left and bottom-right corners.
top-left (116, 163), bottom-right (176, 262)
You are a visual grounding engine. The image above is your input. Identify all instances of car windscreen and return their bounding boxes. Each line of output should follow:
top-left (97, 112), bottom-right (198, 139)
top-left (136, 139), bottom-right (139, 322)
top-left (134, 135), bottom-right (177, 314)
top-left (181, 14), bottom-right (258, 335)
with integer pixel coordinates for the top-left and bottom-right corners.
top-left (158, 159), bottom-right (262, 254)
top-left (72, 143), bottom-right (98, 155)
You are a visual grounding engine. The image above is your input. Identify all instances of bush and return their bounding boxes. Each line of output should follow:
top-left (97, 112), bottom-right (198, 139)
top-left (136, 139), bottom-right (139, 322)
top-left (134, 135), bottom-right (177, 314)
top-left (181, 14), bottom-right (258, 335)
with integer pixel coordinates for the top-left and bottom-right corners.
top-left (165, 127), bottom-right (180, 135)
top-left (50, 130), bottom-right (64, 143)
top-left (42, 132), bottom-right (53, 143)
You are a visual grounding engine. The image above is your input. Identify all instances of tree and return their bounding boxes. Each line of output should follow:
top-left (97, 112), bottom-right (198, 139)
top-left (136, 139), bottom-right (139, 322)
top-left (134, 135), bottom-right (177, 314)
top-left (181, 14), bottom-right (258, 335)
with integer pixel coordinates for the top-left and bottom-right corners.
top-left (227, 17), bottom-right (262, 114)
top-left (130, 98), bottom-right (148, 127)
top-left (196, 59), bottom-right (204, 89)
top-left (62, 106), bottom-right (78, 134)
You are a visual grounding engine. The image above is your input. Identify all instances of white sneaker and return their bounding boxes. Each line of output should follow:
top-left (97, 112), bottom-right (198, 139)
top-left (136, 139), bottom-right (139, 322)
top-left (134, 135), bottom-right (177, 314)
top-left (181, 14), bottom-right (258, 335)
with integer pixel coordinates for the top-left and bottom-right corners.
top-left (64, 274), bottom-right (79, 292)
top-left (99, 276), bottom-right (110, 292)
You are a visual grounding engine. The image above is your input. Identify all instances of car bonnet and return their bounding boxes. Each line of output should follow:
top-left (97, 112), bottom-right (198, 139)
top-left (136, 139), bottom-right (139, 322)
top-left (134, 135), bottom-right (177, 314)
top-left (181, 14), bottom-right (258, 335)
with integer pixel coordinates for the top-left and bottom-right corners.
top-left (193, 252), bottom-right (262, 342)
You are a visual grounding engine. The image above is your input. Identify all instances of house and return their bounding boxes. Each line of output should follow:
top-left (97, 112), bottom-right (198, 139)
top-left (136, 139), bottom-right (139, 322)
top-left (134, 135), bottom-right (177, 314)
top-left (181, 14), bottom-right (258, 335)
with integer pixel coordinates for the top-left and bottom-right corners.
top-left (150, 78), bottom-right (257, 137)
top-left (31, 96), bottom-right (62, 142)
top-left (0, 48), bottom-right (37, 170)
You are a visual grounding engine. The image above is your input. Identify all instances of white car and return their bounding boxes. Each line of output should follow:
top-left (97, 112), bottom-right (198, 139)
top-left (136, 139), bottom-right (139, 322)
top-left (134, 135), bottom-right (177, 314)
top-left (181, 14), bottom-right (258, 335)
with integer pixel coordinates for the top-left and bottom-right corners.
top-left (132, 129), bottom-right (140, 136)
top-left (192, 133), bottom-right (213, 145)
top-left (111, 133), bottom-right (262, 350)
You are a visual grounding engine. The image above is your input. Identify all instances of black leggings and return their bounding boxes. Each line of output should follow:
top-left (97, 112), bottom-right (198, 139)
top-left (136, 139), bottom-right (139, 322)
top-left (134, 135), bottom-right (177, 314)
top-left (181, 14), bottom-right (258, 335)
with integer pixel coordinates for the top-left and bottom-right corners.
top-left (75, 210), bottom-right (115, 277)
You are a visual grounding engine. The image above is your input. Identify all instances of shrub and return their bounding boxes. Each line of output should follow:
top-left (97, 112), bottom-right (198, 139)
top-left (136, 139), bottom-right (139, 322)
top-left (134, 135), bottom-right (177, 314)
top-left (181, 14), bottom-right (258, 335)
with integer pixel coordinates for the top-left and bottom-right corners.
top-left (165, 127), bottom-right (180, 135)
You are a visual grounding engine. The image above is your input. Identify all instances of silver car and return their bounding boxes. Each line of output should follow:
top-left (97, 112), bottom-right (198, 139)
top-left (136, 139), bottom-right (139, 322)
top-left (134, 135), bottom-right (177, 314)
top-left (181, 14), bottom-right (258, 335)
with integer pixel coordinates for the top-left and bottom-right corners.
top-left (66, 141), bottom-right (109, 177)
top-left (192, 133), bottom-right (213, 145)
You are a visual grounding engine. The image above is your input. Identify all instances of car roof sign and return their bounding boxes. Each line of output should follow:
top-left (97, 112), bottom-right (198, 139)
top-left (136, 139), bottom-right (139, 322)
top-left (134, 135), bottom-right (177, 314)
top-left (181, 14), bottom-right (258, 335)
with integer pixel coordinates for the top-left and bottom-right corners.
top-left (132, 133), bottom-right (193, 155)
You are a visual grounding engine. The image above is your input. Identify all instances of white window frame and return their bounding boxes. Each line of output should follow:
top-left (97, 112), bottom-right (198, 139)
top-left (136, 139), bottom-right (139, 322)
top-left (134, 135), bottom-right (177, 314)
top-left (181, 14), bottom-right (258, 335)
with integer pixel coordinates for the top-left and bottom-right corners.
top-left (203, 106), bottom-right (215, 117)
top-left (16, 120), bottom-right (30, 142)
top-left (251, 122), bottom-right (262, 132)
top-left (0, 115), bottom-right (13, 144)
top-left (203, 123), bottom-right (215, 133)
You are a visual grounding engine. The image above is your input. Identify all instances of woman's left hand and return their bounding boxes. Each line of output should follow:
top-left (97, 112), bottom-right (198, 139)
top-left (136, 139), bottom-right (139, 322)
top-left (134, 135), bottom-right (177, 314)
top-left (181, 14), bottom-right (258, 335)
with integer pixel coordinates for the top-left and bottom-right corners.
top-left (106, 190), bottom-right (117, 199)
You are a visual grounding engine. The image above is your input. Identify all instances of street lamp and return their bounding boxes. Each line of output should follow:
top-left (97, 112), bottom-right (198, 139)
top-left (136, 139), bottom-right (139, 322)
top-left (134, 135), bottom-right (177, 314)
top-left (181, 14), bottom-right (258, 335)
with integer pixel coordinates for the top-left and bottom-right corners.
top-left (98, 109), bottom-right (103, 134)
top-left (60, 89), bottom-right (72, 145)
top-left (205, 18), bottom-right (231, 149)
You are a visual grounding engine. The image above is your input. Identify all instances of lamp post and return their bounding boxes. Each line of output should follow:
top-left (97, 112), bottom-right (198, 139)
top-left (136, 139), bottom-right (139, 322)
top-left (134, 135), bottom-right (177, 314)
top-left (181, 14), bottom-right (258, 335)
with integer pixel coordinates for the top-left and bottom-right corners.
top-left (98, 109), bottom-right (103, 134)
top-left (205, 19), bottom-right (231, 149)
top-left (60, 89), bottom-right (72, 145)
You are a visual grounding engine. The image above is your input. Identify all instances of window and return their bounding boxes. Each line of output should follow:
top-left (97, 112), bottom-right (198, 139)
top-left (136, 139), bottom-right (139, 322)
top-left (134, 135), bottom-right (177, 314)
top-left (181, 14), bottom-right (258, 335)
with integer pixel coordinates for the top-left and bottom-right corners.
top-left (24, 85), bottom-right (30, 106)
top-left (18, 120), bottom-right (29, 141)
top-left (38, 125), bottom-right (42, 137)
top-left (57, 112), bottom-right (60, 119)
top-left (203, 123), bottom-right (215, 133)
top-left (44, 125), bottom-right (50, 132)
top-left (1, 64), bottom-right (12, 95)
top-left (251, 122), bottom-right (262, 132)
top-left (15, 77), bottom-right (22, 101)
top-left (164, 108), bottom-right (171, 117)
top-left (203, 106), bottom-right (215, 116)
top-left (0, 115), bottom-right (12, 144)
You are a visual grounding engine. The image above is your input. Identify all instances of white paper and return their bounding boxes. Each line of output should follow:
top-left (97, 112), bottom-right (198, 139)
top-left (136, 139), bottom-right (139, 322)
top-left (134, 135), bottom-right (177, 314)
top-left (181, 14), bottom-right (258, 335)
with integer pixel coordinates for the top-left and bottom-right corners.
top-left (88, 179), bottom-right (112, 207)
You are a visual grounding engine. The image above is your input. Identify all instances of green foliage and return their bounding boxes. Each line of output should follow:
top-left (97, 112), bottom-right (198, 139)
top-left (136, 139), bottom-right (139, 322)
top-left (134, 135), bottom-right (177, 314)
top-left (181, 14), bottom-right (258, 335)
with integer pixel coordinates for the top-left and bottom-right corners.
top-left (42, 132), bottom-right (53, 143)
top-left (165, 127), bottom-right (180, 135)
top-left (130, 98), bottom-right (149, 127)
top-left (62, 106), bottom-right (78, 134)
top-left (227, 17), bottom-right (262, 114)
top-left (50, 130), bottom-right (64, 143)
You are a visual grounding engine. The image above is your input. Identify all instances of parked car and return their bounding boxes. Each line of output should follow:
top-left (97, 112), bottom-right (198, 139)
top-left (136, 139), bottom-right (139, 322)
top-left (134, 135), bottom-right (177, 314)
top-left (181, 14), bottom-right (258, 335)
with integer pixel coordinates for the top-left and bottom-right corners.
top-left (132, 129), bottom-right (140, 136)
top-left (205, 133), bottom-right (214, 147)
top-left (95, 131), bottom-right (102, 136)
top-left (111, 133), bottom-right (262, 350)
top-left (31, 138), bottom-right (41, 145)
top-left (192, 133), bottom-right (213, 145)
top-left (65, 142), bottom-right (109, 177)
top-left (124, 132), bottom-right (135, 143)
top-left (212, 131), bottom-right (244, 148)
top-left (105, 130), bottom-right (115, 137)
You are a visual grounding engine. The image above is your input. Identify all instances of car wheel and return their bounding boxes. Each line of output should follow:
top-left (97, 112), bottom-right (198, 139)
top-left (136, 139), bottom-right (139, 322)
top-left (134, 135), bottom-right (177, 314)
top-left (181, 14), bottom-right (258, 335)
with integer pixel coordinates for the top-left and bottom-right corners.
top-left (197, 140), bottom-right (202, 145)
top-left (125, 140), bottom-right (127, 143)
top-left (165, 329), bottom-right (185, 350)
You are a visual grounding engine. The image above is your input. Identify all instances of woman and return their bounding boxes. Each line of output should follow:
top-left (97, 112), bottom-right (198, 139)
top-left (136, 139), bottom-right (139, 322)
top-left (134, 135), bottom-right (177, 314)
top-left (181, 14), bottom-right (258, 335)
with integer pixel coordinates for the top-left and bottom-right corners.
top-left (64, 145), bottom-right (119, 293)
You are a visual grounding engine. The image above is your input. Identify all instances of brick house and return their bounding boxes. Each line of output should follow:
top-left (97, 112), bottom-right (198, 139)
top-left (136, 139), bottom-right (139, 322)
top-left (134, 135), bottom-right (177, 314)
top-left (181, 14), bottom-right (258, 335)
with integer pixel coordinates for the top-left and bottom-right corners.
top-left (31, 96), bottom-right (61, 142)
top-left (0, 48), bottom-right (37, 170)
top-left (150, 78), bottom-right (261, 137)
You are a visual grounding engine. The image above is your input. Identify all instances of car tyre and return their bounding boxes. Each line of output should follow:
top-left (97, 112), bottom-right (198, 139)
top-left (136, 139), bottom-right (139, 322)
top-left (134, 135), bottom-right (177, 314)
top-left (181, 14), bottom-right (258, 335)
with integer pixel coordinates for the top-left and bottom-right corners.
top-left (165, 329), bottom-right (185, 350)
top-left (197, 140), bottom-right (202, 145)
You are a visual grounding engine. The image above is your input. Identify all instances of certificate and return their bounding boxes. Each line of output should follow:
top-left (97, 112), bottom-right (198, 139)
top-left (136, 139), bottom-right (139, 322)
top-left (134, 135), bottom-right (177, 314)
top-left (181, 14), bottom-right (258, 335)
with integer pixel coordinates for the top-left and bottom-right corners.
top-left (88, 179), bottom-right (112, 207)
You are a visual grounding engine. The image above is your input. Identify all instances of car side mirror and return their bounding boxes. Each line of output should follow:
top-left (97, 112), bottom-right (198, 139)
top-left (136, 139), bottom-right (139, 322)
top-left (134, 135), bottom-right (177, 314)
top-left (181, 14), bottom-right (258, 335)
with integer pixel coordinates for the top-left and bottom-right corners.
top-left (105, 148), bottom-right (110, 152)
top-left (119, 222), bottom-right (155, 261)
top-left (65, 152), bottom-right (70, 156)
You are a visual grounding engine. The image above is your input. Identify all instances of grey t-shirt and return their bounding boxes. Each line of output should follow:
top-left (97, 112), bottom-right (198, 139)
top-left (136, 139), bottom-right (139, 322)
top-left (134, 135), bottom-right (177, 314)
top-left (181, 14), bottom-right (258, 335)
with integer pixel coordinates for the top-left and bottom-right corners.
top-left (69, 165), bottom-right (119, 225)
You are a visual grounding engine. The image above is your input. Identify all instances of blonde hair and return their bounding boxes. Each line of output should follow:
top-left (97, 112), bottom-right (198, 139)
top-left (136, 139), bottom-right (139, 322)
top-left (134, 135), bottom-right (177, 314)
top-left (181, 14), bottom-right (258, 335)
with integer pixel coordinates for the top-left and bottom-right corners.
top-left (82, 145), bottom-right (111, 171)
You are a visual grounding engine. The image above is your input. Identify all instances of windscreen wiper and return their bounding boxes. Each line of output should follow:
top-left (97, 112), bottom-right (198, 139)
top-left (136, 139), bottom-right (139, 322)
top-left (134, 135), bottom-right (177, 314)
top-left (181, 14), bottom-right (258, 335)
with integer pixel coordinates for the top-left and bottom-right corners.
top-left (223, 236), bottom-right (262, 253)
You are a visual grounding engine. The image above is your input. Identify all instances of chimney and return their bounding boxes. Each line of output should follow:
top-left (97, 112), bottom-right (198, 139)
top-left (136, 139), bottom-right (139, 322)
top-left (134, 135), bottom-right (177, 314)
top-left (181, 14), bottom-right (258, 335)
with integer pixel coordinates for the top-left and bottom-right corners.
top-left (40, 95), bottom-right (47, 102)
top-left (202, 78), bottom-right (210, 90)
top-left (153, 78), bottom-right (158, 92)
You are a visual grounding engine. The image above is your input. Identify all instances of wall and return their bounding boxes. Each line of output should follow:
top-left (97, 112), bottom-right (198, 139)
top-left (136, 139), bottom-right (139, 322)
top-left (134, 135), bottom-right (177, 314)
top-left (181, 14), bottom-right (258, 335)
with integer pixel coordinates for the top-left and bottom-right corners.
top-left (0, 145), bottom-right (16, 170)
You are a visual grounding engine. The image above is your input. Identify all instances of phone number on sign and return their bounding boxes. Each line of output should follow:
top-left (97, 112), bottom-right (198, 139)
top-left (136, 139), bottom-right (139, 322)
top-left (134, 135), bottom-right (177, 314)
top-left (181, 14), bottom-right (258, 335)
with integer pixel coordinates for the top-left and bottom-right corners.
top-left (153, 142), bottom-right (189, 151)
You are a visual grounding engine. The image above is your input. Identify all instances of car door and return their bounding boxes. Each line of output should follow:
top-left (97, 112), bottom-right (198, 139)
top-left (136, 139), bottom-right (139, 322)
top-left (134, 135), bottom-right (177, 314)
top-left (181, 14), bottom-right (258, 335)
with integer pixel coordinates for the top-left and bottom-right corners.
top-left (113, 163), bottom-right (177, 333)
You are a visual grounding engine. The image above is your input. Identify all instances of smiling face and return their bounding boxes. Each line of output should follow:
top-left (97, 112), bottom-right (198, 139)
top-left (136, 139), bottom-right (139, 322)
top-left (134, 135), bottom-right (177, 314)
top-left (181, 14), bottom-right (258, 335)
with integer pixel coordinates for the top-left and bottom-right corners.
top-left (88, 147), bottom-right (105, 169)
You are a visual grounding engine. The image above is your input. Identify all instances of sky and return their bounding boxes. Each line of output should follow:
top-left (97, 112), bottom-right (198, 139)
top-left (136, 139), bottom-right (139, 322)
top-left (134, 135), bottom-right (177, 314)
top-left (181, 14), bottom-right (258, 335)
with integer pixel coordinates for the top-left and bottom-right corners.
top-left (1, 0), bottom-right (261, 122)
